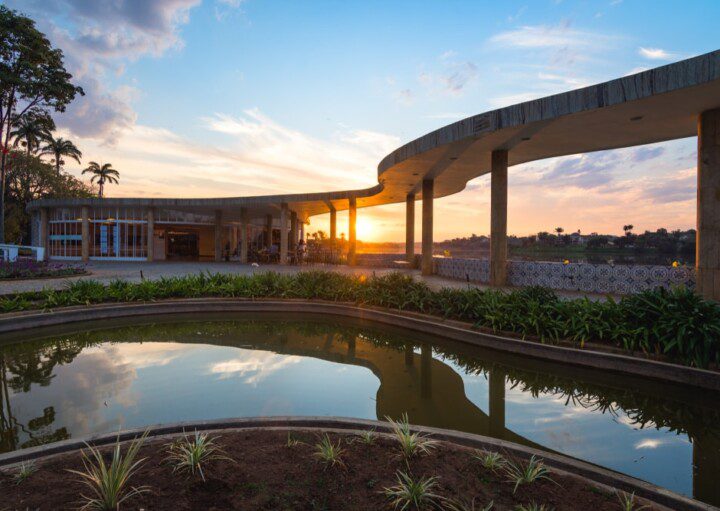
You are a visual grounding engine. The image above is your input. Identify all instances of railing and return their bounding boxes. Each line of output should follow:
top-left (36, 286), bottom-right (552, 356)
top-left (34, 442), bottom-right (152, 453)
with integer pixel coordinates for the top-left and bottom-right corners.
top-left (0, 244), bottom-right (46, 263)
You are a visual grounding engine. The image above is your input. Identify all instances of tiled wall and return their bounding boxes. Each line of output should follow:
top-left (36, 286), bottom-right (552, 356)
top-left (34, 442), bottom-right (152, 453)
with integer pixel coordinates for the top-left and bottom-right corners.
top-left (356, 253), bottom-right (696, 295)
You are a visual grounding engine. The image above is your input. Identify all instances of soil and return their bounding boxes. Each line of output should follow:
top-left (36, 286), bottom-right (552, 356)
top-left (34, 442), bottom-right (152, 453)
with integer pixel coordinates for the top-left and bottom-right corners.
top-left (1, 429), bottom-right (658, 511)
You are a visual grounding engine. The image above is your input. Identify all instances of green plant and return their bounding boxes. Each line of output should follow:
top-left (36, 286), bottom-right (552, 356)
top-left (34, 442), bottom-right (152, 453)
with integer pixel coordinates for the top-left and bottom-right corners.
top-left (386, 413), bottom-right (438, 459)
top-left (313, 434), bottom-right (345, 468)
top-left (67, 431), bottom-right (150, 511)
top-left (382, 470), bottom-right (442, 511)
top-left (164, 430), bottom-right (232, 482)
top-left (356, 429), bottom-right (376, 445)
top-left (616, 490), bottom-right (649, 511)
top-left (286, 433), bottom-right (302, 447)
top-left (444, 496), bottom-right (494, 511)
top-left (11, 460), bottom-right (37, 484)
top-left (503, 455), bottom-right (554, 494)
top-left (3, 271), bottom-right (719, 369)
top-left (473, 450), bottom-right (506, 472)
top-left (515, 503), bottom-right (554, 511)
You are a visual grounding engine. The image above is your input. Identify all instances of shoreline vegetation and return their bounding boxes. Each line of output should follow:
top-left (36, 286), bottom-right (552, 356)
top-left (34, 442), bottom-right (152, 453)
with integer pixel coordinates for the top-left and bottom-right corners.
top-left (1, 271), bottom-right (718, 369)
top-left (0, 260), bottom-right (86, 281)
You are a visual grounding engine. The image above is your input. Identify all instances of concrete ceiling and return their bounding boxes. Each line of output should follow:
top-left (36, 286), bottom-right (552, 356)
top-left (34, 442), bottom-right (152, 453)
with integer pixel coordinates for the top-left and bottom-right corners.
top-left (30, 50), bottom-right (720, 222)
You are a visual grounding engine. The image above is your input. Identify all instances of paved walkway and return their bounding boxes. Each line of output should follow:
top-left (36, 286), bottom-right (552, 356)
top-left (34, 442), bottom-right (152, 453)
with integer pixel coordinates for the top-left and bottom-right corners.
top-left (0, 261), bottom-right (609, 300)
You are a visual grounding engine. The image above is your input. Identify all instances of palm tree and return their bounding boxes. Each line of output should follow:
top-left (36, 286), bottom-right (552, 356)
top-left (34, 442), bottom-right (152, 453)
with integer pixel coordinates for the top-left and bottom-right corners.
top-left (10, 117), bottom-right (52, 155)
top-left (39, 136), bottom-right (82, 173)
top-left (82, 161), bottom-right (119, 198)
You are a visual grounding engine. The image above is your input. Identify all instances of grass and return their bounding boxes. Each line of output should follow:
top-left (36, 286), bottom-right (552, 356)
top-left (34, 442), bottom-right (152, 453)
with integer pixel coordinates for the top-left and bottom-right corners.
top-left (313, 434), bottom-right (345, 469)
top-left (2, 270), bottom-right (719, 368)
top-left (503, 455), bottom-right (554, 494)
top-left (616, 490), bottom-right (650, 511)
top-left (66, 431), bottom-right (150, 511)
top-left (382, 470), bottom-right (442, 511)
top-left (355, 429), bottom-right (376, 445)
top-left (286, 433), bottom-right (302, 447)
top-left (473, 451), bottom-right (506, 472)
top-left (164, 430), bottom-right (232, 482)
top-left (386, 413), bottom-right (438, 459)
top-left (11, 461), bottom-right (37, 484)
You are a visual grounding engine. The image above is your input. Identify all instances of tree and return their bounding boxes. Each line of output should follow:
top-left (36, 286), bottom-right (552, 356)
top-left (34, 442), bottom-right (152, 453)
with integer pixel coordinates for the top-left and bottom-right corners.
top-left (554, 227), bottom-right (564, 235)
top-left (4, 151), bottom-right (93, 243)
top-left (10, 109), bottom-right (54, 155)
top-left (39, 135), bottom-right (82, 174)
top-left (623, 224), bottom-right (634, 236)
top-left (0, 6), bottom-right (84, 242)
top-left (82, 161), bottom-right (119, 198)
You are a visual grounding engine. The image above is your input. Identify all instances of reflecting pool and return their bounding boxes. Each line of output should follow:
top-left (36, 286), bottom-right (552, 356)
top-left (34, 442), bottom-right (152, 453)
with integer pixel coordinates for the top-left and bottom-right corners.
top-left (1, 313), bottom-right (718, 506)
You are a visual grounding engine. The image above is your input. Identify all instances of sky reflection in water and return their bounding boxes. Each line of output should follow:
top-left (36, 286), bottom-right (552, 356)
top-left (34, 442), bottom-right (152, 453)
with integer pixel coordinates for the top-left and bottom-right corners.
top-left (1, 316), bottom-right (717, 505)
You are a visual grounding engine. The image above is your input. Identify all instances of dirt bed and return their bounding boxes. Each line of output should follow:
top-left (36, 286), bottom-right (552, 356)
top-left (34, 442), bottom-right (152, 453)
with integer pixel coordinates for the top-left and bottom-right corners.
top-left (1, 429), bottom-right (657, 510)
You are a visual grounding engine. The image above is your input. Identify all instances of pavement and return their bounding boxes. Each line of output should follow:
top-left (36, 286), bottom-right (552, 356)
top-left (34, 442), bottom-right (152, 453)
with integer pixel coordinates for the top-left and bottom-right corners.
top-left (0, 260), bottom-right (610, 300)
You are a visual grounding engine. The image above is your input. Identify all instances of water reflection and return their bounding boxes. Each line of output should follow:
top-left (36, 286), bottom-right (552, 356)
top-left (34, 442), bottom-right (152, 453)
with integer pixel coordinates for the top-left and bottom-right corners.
top-left (1, 314), bottom-right (718, 506)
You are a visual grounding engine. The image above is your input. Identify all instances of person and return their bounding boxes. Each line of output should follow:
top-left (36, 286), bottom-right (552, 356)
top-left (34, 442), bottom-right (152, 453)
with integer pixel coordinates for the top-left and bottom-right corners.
top-left (297, 239), bottom-right (307, 265)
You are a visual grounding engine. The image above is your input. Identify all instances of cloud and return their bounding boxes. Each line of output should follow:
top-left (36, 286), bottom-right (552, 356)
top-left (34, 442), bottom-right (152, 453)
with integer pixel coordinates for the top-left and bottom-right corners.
top-left (642, 168), bottom-right (695, 204)
top-left (635, 438), bottom-right (665, 449)
top-left (418, 61), bottom-right (479, 96)
top-left (632, 146), bottom-right (665, 162)
top-left (638, 47), bottom-right (675, 61)
top-left (489, 22), bottom-right (603, 49)
top-left (5, 0), bottom-right (201, 143)
top-left (209, 351), bottom-right (302, 385)
top-left (542, 152), bottom-right (620, 189)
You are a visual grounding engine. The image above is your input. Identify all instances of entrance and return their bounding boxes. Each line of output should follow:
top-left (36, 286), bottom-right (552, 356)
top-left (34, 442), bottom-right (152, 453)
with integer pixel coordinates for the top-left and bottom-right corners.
top-left (167, 230), bottom-right (199, 259)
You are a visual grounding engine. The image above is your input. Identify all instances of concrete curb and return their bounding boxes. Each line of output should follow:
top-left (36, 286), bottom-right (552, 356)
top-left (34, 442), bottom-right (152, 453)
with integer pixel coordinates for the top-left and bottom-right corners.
top-left (0, 417), bottom-right (713, 511)
top-left (1, 299), bottom-right (719, 391)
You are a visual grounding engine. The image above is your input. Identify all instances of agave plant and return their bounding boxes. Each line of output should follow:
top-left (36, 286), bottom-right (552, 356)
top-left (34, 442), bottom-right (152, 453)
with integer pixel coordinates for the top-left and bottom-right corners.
top-left (503, 455), bottom-right (554, 494)
top-left (382, 470), bottom-right (442, 511)
top-left (67, 430), bottom-right (150, 511)
top-left (386, 413), bottom-right (438, 459)
top-left (313, 434), bottom-right (345, 468)
top-left (11, 460), bottom-right (37, 484)
top-left (164, 430), bottom-right (232, 482)
top-left (616, 490), bottom-right (650, 511)
top-left (473, 450), bottom-right (506, 472)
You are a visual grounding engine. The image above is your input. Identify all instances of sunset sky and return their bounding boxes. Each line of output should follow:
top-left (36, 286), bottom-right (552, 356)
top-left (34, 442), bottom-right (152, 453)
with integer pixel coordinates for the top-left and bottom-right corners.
top-left (5, 0), bottom-right (718, 241)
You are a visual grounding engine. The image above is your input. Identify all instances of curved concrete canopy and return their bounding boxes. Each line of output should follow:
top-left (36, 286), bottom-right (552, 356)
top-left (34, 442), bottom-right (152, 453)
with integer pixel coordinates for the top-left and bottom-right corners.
top-left (28, 50), bottom-right (720, 220)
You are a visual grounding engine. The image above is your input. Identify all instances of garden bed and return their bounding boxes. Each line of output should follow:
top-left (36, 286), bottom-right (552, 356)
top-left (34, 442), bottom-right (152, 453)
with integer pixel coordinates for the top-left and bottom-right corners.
top-left (0, 428), bottom-right (659, 511)
top-left (0, 260), bottom-right (86, 280)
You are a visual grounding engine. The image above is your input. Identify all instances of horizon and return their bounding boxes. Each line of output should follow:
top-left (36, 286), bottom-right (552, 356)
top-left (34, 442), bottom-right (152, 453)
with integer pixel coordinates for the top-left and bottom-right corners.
top-left (3, 0), bottom-right (716, 241)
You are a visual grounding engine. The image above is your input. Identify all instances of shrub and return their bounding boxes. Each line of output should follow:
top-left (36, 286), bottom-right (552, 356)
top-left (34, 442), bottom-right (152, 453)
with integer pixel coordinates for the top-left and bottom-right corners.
top-left (2, 271), bottom-right (718, 368)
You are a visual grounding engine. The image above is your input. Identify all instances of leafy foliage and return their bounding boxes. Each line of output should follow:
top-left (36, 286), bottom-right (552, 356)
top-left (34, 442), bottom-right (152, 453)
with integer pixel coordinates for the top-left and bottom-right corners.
top-left (382, 470), bottom-right (442, 511)
top-left (313, 434), bottom-right (345, 468)
top-left (66, 431), bottom-right (150, 511)
top-left (164, 430), bottom-right (232, 482)
top-left (503, 455), bottom-right (554, 494)
top-left (2, 270), bottom-right (719, 367)
top-left (386, 413), bottom-right (438, 459)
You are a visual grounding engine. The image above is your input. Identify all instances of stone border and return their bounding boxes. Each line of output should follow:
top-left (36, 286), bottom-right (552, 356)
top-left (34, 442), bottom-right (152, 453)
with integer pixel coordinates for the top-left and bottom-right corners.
top-left (0, 417), bottom-right (712, 511)
top-left (1, 299), bottom-right (719, 391)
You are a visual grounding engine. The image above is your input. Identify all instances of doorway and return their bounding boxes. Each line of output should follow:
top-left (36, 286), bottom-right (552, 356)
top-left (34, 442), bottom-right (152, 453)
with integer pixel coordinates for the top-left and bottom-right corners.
top-left (166, 230), bottom-right (199, 259)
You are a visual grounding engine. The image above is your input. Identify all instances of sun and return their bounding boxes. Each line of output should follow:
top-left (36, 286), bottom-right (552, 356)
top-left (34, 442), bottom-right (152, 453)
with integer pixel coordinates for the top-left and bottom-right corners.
top-left (356, 218), bottom-right (374, 241)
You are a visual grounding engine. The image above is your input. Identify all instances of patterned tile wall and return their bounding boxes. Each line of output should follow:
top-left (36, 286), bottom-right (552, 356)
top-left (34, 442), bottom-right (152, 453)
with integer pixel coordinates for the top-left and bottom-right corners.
top-left (352, 253), bottom-right (695, 295)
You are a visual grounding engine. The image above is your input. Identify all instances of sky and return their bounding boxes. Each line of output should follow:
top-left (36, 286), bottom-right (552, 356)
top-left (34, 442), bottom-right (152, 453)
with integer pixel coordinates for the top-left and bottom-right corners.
top-left (4, 0), bottom-right (719, 241)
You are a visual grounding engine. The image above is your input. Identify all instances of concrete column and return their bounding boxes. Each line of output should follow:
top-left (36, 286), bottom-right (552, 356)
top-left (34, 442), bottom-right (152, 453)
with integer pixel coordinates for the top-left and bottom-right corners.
top-left (330, 208), bottom-right (337, 244)
top-left (39, 208), bottom-right (49, 261)
top-left (146, 207), bottom-right (155, 262)
top-left (214, 209), bottom-right (223, 262)
top-left (420, 343), bottom-right (432, 399)
top-left (280, 203), bottom-right (289, 264)
top-left (697, 108), bottom-right (720, 300)
top-left (240, 208), bottom-right (248, 264)
top-left (265, 214), bottom-right (273, 249)
top-left (421, 179), bottom-right (434, 276)
top-left (81, 205), bottom-right (89, 262)
top-left (290, 211), bottom-right (298, 252)
top-left (230, 225), bottom-right (238, 257)
top-left (406, 193), bottom-right (415, 264)
top-left (300, 222), bottom-right (305, 243)
top-left (490, 150), bottom-right (508, 287)
top-left (488, 368), bottom-right (506, 439)
top-left (348, 197), bottom-right (357, 266)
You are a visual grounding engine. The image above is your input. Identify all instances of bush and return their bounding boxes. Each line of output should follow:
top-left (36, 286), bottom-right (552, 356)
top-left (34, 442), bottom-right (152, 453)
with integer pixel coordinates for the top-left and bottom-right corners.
top-left (1, 271), bottom-right (718, 368)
